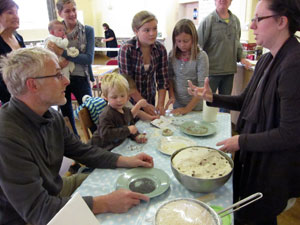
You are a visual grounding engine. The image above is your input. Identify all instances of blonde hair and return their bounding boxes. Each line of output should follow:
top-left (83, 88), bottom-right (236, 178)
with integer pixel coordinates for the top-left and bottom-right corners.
top-left (56, 0), bottom-right (76, 13)
top-left (48, 19), bottom-right (65, 32)
top-left (101, 72), bottom-right (130, 98)
top-left (131, 10), bottom-right (157, 32)
top-left (171, 19), bottom-right (200, 61)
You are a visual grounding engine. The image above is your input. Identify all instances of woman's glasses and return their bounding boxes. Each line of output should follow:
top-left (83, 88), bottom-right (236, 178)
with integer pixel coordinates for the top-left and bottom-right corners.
top-left (251, 15), bottom-right (279, 24)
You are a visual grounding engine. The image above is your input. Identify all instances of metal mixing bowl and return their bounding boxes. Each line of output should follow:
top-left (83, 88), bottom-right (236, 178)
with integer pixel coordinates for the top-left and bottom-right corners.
top-left (171, 146), bottom-right (234, 192)
top-left (155, 198), bottom-right (222, 225)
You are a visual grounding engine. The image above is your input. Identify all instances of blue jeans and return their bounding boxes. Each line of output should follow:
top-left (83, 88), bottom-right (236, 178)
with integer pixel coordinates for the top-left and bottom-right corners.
top-left (209, 74), bottom-right (234, 113)
top-left (60, 76), bottom-right (92, 135)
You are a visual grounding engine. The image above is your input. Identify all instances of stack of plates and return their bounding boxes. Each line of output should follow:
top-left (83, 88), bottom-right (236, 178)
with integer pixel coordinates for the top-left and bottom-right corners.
top-left (157, 136), bottom-right (196, 155)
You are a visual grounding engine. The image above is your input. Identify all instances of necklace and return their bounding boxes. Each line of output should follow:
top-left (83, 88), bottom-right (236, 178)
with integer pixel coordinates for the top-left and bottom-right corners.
top-left (180, 52), bottom-right (191, 61)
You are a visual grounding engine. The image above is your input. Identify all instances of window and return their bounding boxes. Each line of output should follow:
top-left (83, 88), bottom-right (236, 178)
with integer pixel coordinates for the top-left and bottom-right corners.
top-left (15, 0), bottom-right (49, 30)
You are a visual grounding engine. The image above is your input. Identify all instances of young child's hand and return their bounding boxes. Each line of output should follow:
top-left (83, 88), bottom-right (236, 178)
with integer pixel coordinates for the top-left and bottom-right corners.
top-left (59, 58), bottom-right (69, 69)
top-left (48, 41), bottom-right (64, 56)
top-left (156, 105), bottom-right (166, 116)
top-left (128, 125), bottom-right (138, 134)
top-left (136, 99), bottom-right (149, 108)
top-left (149, 115), bottom-right (160, 121)
top-left (171, 107), bottom-right (189, 115)
top-left (164, 97), bottom-right (175, 111)
top-left (135, 134), bottom-right (147, 143)
top-left (144, 104), bottom-right (157, 116)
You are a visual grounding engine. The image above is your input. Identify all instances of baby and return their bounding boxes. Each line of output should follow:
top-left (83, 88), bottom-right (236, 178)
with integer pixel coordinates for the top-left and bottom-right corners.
top-left (45, 20), bottom-right (79, 79)
top-left (91, 72), bottom-right (150, 151)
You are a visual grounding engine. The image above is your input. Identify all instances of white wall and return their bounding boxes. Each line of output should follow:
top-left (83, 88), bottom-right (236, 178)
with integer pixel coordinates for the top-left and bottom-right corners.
top-left (18, 0), bottom-right (257, 48)
top-left (93, 0), bottom-right (179, 52)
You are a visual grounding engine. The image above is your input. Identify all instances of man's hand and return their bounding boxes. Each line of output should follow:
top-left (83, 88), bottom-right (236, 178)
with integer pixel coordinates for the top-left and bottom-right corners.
top-left (92, 189), bottom-right (149, 214)
top-left (240, 58), bottom-right (253, 70)
top-left (116, 153), bottom-right (154, 168)
top-left (216, 135), bottom-right (240, 153)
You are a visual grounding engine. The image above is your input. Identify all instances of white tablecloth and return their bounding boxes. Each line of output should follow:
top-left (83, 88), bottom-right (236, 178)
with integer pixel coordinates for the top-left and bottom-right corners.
top-left (75, 112), bottom-right (233, 225)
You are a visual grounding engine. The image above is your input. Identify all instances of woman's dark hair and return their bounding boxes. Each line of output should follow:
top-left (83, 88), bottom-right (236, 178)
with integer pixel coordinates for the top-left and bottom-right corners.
top-left (103, 23), bottom-right (109, 29)
top-left (0, 0), bottom-right (18, 15)
top-left (267, 0), bottom-right (300, 34)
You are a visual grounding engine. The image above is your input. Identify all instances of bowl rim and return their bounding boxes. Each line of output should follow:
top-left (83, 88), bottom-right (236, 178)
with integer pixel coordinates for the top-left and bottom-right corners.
top-left (170, 145), bottom-right (234, 181)
top-left (154, 198), bottom-right (222, 225)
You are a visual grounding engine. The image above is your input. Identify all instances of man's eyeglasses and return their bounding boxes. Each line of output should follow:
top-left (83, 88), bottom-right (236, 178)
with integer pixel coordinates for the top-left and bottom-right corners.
top-left (30, 72), bottom-right (64, 80)
top-left (251, 15), bottom-right (279, 24)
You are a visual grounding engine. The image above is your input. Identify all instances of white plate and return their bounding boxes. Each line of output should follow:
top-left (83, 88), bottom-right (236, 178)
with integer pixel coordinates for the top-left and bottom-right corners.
top-left (158, 136), bottom-right (197, 156)
top-left (151, 116), bottom-right (172, 129)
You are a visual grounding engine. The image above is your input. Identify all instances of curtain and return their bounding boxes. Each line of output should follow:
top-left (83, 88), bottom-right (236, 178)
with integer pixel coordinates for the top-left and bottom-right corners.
top-left (47, 0), bottom-right (57, 21)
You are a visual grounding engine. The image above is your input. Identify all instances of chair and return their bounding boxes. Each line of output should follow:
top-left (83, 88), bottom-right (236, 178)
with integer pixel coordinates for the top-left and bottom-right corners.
top-left (78, 107), bottom-right (94, 142)
top-left (63, 117), bottom-right (73, 132)
top-left (92, 81), bottom-right (102, 97)
top-left (71, 93), bottom-right (78, 109)
top-left (106, 59), bottom-right (118, 65)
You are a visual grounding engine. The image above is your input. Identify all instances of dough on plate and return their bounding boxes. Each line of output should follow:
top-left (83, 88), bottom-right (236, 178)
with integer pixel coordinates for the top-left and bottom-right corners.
top-left (162, 128), bottom-right (173, 136)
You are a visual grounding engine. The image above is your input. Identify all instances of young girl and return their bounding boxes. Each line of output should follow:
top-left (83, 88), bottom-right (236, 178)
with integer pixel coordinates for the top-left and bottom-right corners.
top-left (91, 72), bottom-right (149, 151)
top-left (166, 19), bottom-right (209, 115)
top-left (118, 11), bottom-right (168, 116)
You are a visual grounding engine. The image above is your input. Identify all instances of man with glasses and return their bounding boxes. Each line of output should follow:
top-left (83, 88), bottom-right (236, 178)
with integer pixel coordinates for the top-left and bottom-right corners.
top-left (0, 47), bottom-right (153, 225)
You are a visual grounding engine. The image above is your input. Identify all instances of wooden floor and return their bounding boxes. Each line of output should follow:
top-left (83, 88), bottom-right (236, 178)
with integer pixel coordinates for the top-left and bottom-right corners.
top-left (278, 198), bottom-right (300, 225)
top-left (94, 53), bottom-right (111, 65)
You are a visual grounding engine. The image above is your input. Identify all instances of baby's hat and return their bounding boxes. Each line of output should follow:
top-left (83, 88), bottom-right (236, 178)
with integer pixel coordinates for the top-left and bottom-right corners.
top-left (82, 95), bottom-right (91, 103)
